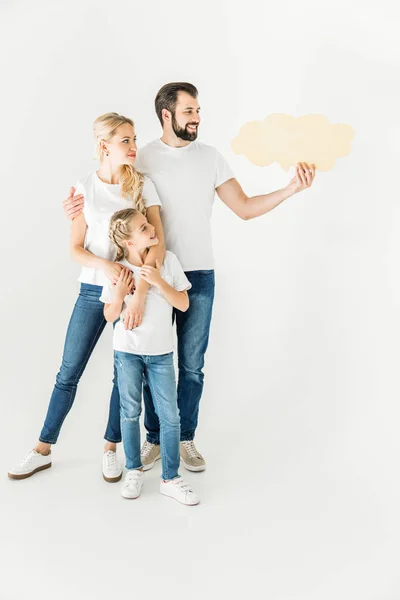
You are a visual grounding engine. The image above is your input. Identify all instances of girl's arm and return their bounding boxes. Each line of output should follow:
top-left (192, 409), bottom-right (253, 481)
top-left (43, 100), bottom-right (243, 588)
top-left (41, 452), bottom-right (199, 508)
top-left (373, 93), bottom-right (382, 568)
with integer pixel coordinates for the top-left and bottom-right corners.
top-left (133, 206), bottom-right (166, 298)
top-left (104, 270), bottom-right (133, 322)
top-left (158, 282), bottom-right (189, 312)
top-left (140, 262), bottom-right (189, 312)
top-left (70, 213), bottom-right (125, 283)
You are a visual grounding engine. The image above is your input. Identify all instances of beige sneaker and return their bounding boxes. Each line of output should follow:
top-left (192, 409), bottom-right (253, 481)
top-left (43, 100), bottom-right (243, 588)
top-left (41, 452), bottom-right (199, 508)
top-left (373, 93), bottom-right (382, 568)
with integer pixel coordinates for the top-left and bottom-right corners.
top-left (140, 441), bottom-right (161, 471)
top-left (180, 441), bottom-right (206, 472)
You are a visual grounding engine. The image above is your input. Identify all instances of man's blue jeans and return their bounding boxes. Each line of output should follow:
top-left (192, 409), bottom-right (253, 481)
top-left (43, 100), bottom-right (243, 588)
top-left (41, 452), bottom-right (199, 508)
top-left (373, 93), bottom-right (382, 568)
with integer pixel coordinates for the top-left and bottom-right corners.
top-left (115, 351), bottom-right (180, 480)
top-left (143, 270), bottom-right (215, 444)
top-left (39, 284), bottom-right (121, 444)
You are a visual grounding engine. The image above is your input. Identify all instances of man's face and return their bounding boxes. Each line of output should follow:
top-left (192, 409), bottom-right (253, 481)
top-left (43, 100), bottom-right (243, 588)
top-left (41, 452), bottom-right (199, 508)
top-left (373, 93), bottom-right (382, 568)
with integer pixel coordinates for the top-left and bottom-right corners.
top-left (170, 91), bottom-right (201, 141)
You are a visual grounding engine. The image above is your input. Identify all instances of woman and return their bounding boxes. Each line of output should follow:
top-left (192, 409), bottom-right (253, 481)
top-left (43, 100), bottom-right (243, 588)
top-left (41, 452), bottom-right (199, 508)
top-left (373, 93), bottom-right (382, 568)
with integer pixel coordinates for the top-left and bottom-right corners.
top-left (8, 113), bottom-right (165, 482)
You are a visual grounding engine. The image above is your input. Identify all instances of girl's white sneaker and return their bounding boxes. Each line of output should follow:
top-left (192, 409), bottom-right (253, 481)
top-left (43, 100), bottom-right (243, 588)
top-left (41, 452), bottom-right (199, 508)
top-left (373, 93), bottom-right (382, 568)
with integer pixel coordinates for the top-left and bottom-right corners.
top-left (121, 470), bottom-right (143, 499)
top-left (160, 477), bottom-right (200, 506)
top-left (8, 450), bottom-right (52, 480)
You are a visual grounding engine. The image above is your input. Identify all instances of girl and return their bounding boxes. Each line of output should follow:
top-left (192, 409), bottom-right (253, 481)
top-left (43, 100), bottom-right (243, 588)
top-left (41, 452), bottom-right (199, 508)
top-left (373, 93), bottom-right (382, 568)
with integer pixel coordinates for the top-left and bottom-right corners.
top-left (8, 113), bottom-right (165, 482)
top-left (102, 208), bottom-right (199, 505)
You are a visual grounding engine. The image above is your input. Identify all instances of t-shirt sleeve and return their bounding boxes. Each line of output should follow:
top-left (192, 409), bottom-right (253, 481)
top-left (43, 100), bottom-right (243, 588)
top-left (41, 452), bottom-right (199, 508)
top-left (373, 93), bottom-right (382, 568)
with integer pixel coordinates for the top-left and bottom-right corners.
top-left (142, 176), bottom-right (162, 209)
top-left (99, 280), bottom-right (114, 304)
top-left (214, 150), bottom-right (235, 189)
top-left (74, 180), bottom-right (87, 218)
top-left (168, 253), bottom-right (192, 292)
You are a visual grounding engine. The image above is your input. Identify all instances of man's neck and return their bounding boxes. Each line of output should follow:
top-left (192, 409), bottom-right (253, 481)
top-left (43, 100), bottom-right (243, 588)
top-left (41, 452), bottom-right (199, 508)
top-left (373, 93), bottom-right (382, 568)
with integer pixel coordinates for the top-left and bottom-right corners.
top-left (160, 131), bottom-right (192, 149)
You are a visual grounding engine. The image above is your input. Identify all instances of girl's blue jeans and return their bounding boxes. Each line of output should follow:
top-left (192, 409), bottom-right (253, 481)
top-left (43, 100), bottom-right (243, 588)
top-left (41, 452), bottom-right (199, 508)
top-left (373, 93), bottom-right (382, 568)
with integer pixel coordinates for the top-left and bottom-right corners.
top-left (115, 350), bottom-right (180, 480)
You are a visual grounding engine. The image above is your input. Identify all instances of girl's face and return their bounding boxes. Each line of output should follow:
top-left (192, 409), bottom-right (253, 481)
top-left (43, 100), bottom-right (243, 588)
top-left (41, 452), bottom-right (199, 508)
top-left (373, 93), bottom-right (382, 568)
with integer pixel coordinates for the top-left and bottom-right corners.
top-left (124, 213), bottom-right (159, 253)
top-left (102, 123), bottom-right (137, 166)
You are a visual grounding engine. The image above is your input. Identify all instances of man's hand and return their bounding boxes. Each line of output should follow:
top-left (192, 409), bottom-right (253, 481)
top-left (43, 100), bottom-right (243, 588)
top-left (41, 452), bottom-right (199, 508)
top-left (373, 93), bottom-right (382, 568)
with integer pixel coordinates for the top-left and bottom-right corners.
top-left (123, 293), bottom-right (145, 330)
top-left (287, 163), bottom-right (316, 194)
top-left (63, 187), bottom-right (84, 220)
top-left (140, 260), bottom-right (163, 288)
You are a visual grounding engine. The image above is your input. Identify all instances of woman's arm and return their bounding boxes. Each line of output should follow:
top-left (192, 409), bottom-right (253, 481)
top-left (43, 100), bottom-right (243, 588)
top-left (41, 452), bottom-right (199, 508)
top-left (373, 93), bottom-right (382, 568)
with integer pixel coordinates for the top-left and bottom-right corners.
top-left (70, 213), bottom-right (126, 284)
top-left (134, 206), bottom-right (166, 297)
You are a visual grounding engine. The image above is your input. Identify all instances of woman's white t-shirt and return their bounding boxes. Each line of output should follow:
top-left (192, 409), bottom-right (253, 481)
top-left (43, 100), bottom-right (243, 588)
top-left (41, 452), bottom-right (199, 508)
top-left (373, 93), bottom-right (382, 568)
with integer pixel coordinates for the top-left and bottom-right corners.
top-left (99, 251), bottom-right (191, 356)
top-left (76, 171), bottom-right (162, 286)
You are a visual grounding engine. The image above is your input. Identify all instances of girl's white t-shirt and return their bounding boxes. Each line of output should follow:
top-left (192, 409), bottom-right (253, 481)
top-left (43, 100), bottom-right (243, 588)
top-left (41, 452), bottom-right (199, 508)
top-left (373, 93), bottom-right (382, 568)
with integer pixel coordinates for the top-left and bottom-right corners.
top-left (100, 251), bottom-right (191, 356)
top-left (76, 171), bottom-right (162, 286)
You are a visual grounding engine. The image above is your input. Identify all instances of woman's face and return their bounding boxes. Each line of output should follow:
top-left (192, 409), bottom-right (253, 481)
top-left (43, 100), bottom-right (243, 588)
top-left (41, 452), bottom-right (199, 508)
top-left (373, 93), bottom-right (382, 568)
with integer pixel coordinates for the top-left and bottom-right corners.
top-left (125, 213), bottom-right (159, 252)
top-left (103, 123), bottom-right (137, 166)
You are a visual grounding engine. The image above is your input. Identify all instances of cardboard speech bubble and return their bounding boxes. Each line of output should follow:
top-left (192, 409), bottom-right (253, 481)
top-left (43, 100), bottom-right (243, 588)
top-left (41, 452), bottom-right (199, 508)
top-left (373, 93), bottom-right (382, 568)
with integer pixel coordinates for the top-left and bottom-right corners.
top-left (232, 114), bottom-right (355, 171)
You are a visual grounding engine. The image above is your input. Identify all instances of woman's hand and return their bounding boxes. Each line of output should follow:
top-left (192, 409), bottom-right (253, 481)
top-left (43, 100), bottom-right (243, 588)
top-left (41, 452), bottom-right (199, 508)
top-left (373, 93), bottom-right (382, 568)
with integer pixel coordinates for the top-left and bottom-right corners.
top-left (287, 163), bottom-right (316, 194)
top-left (140, 260), bottom-right (163, 288)
top-left (114, 269), bottom-right (135, 300)
top-left (102, 260), bottom-right (128, 285)
top-left (123, 293), bottom-right (146, 329)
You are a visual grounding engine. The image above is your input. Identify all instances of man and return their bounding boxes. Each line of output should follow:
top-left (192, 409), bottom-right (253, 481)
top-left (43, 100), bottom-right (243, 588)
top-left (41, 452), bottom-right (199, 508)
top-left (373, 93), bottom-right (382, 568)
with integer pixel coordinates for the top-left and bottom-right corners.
top-left (65, 82), bottom-right (315, 473)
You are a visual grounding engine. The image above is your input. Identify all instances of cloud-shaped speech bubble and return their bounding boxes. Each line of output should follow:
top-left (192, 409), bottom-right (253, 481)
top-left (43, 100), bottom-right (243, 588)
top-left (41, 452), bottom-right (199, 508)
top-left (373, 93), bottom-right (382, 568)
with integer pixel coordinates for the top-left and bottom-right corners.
top-left (231, 114), bottom-right (355, 172)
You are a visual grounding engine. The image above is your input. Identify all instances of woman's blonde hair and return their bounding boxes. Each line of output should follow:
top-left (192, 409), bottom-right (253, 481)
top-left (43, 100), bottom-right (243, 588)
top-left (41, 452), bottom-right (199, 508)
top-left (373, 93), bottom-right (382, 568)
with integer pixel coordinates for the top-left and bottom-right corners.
top-left (109, 208), bottom-right (141, 261)
top-left (93, 112), bottom-right (145, 213)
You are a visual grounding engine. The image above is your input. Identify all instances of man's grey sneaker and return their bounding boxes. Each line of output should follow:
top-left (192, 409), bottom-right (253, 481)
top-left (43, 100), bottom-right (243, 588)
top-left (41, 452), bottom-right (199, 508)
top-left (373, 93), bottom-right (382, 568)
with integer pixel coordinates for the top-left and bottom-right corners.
top-left (102, 450), bottom-right (122, 483)
top-left (180, 441), bottom-right (206, 472)
top-left (8, 450), bottom-right (52, 480)
top-left (121, 470), bottom-right (144, 499)
top-left (160, 477), bottom-right (200, 506)
top-left (141, 441), bottom-right (161, 471)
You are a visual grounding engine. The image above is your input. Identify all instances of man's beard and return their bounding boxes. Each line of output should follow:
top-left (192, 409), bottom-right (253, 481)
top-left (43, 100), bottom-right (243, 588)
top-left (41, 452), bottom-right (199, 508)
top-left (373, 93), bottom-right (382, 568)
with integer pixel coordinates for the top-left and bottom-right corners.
top-left (171, 112), bottom-right (198, 141)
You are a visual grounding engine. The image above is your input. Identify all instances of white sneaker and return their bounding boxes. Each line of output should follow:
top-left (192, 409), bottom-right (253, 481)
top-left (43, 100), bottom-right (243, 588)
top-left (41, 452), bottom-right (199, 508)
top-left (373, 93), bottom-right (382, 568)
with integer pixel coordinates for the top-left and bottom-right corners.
top-left (8, 450), bottom-right (52, 480)
top-left (102, 450), bottom-right (122, 483)
top-left (121, 470), bottom-right (144, 499)
top-left (140, 441), bottom-right (161, 471)
top-left (160, 477), bottom-right (200, 506)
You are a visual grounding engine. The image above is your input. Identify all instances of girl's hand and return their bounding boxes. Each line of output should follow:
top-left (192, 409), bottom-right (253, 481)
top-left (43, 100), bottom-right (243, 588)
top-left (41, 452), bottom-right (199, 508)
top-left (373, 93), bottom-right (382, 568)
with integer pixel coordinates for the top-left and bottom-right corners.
top-left (288, 163), bottom-right (316, 194)
top-left (114, 269), bottom-right (135, 300)
top-left (102, 260), bottom-right (127, 285)
top-left (124, 293), bottom-right (145, 329)
top-left (140, 260), bottom-right (163, 288)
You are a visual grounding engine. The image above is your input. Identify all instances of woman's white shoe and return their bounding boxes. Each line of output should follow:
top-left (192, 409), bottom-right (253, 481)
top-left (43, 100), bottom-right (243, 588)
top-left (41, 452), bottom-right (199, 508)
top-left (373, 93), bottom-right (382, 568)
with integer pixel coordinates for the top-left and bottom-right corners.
top-left (8, 450), bottom-right (52, 480)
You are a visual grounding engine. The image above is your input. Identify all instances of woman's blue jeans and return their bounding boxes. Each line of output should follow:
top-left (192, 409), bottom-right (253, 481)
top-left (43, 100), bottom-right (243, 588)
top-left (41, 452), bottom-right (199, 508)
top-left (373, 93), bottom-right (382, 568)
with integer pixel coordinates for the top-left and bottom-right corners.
top-left (115, 351), bottom-right (180, 480)
top-left (39, 284), bottom-right (121, 444)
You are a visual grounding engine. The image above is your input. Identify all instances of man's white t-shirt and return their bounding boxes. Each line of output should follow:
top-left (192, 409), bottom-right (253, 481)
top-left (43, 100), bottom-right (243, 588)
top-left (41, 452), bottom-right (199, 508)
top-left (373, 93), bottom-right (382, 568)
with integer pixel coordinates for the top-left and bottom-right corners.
top-left (76, 171), bottom-right (162, 286)
top-left (100, 251), bottom-right (191, 356)
top-left (135, 139), bottom-right (234, 271)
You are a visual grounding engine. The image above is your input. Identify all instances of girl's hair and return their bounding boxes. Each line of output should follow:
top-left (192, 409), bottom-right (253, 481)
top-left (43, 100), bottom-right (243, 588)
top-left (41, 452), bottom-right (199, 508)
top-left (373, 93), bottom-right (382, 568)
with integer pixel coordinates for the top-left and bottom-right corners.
top-left (93, 112), bottom-right (145, 213)
top-left (109, 208), bottom-right (141, 261)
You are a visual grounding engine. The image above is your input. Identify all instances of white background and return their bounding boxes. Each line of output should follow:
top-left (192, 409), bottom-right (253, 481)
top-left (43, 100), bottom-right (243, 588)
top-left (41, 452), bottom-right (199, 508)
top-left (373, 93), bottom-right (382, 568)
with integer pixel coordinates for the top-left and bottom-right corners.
top-left (1, 1), bottom-right (400, 598)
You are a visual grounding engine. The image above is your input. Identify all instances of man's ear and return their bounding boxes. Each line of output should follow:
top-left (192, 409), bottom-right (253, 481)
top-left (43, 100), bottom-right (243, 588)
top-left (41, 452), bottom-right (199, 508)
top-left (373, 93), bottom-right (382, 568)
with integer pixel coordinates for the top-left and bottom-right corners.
top-left (162, 108), bottom-right (171, 122)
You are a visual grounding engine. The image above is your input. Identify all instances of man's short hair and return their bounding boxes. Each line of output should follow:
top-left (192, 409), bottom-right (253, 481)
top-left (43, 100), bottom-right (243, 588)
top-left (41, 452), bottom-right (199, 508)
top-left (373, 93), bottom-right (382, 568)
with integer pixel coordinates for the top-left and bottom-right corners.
top-left (155, 82), bottom-right (198, 126)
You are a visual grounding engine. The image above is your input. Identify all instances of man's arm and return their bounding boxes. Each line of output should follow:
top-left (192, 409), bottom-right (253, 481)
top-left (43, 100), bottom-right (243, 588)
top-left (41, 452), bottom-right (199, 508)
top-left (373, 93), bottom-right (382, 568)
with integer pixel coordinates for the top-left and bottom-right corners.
top-left (216, 162), bottom-right (316, 220)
